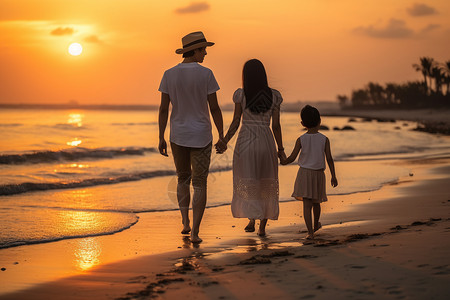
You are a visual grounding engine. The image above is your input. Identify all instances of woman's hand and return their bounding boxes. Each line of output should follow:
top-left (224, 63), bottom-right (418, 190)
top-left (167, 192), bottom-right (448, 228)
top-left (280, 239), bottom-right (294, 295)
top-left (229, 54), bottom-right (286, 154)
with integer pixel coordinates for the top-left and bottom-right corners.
top-left (215, 138), bottom-right (227, 154)
top-left (278, 149), bottom-right (287, 164)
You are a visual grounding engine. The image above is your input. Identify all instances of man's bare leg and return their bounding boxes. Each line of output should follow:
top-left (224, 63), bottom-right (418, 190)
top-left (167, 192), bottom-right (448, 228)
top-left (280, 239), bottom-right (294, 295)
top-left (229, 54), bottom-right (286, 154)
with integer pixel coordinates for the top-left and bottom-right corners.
top-left (191, 186), bottom-right (206, 243)
top-left (178, 182), bottom-right (191, 234)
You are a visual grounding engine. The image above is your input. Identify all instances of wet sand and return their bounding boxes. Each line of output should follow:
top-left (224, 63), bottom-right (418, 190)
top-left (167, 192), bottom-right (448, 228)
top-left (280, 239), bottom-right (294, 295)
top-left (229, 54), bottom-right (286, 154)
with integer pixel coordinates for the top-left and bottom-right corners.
top-left (1, 154), bottom-right (449, 300)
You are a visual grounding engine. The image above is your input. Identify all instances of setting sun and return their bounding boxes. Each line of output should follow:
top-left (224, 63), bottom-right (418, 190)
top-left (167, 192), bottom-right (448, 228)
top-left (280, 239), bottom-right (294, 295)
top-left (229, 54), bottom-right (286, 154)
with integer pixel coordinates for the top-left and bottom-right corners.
top-left (68, 43), bottom-right (83, 56)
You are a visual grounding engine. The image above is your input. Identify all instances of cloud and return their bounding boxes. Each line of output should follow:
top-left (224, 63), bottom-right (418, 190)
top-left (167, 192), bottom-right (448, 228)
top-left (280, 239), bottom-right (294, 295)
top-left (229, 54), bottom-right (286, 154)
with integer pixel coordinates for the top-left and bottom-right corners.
top-left (175, 2), bottom-right (210, 14)
top-left (420, 24), bottom-right (441, 34)
top-left (84, 35), bottom-right (101, 43)
top-left (353, 19), bottom-right (414, 39)
top-left (50, 27), bottom-right (74, 36)
top-left (407, 3), bottom-right (438, 17)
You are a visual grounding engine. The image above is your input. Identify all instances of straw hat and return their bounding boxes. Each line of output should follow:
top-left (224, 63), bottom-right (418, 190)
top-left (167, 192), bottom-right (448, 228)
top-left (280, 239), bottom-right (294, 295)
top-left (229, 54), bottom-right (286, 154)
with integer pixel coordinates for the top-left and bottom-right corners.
top-left (175, 31), bottom-right (214, 54)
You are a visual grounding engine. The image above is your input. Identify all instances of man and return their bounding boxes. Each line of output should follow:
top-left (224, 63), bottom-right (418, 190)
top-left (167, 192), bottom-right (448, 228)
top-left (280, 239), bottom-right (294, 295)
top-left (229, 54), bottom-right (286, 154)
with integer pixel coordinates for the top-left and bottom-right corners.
top-left (158, 31), bottom-right (225, 243)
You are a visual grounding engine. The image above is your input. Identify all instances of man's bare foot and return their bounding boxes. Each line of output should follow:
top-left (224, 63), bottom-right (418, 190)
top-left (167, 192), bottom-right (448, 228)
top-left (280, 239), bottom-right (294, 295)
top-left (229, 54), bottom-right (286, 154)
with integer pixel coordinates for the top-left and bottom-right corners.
top-left (190, 234), bottom-right (203, 243)
top-left (181, 224), bottom-right (191, 234)
top-left (305, 233), bottom-right (314, 240)
top-left (181, 227), bottom-right (191, 234)
top-left (244, 220), bottom-right (255, 232)
top-left (314, 222), bottom-right (322, 232)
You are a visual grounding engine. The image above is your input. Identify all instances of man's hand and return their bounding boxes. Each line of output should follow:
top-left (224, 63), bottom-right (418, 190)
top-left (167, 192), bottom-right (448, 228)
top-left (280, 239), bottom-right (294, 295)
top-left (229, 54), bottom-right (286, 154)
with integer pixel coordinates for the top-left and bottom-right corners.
top-left (215, 138), bottom-right (227, 154)
top-left (159, 138), bottom-right (168, 157)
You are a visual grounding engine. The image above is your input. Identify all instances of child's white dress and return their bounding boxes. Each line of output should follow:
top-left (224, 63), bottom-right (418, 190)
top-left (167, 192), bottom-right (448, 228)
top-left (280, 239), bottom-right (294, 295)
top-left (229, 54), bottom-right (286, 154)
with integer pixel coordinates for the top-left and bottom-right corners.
top-left (231, 88), bottom-right (282, 220)
top-left (292, 132), bottom-right (328, 203)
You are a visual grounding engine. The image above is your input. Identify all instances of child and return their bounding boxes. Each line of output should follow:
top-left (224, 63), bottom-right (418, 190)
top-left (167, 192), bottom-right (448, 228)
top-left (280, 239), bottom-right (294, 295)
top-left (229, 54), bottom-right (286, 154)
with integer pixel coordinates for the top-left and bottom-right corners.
top-left (280, 105), bottom-right (338, 239)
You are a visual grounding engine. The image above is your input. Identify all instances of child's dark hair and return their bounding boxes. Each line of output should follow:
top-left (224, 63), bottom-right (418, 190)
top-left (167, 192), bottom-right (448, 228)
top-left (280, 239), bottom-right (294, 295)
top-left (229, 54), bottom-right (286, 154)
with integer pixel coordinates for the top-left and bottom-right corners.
top-left (301, 105), bottom-right (321, 128)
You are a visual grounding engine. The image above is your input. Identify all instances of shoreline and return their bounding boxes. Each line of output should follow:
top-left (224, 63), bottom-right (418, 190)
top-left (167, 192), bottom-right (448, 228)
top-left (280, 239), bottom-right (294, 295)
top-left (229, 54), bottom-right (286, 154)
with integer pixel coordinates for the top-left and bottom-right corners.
top-left (1, 155), bottom-right (449, 299)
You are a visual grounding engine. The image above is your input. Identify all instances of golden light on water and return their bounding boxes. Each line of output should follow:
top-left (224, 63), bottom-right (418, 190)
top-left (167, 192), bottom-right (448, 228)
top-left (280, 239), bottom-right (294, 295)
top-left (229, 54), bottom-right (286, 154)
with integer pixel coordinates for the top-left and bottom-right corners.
top-left (66, 113), bottom-right (84, 146)
top-left (74, 238), bottom-right (101, 271)
top-left (70, 163), bottom-right (88, 168)
top-left (67, 113), bottom-right (84, 127)
top-left (55, 208), bottom-right (104, 270)
top-left (67, 138), bottom-right (82, 146)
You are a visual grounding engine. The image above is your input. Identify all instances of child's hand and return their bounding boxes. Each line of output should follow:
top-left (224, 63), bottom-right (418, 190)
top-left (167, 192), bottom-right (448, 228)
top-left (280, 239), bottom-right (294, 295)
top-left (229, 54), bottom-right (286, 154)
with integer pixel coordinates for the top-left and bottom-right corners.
top-left (331, 176), bottom-right (338, 187)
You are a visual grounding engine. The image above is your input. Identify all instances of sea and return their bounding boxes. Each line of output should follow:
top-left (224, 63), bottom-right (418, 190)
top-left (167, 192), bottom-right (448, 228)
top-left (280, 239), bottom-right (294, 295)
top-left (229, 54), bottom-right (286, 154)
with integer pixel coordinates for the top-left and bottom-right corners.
top-left (1, 108), bottom-right (449, 249)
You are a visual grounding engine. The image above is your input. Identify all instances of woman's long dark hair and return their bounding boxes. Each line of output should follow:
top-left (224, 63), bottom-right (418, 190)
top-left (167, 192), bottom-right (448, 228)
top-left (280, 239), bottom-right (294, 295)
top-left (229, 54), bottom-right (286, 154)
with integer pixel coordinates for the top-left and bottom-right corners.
top-left (243, 59), bottom-right (272, 114)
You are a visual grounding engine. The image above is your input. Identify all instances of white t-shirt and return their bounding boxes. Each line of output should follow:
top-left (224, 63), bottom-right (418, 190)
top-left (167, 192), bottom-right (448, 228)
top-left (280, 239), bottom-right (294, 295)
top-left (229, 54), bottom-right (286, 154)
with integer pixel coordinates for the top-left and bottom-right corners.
top-left (159, 63), bottom-right (220, 147)
top-left (298, 132), bottom-right (327, 170)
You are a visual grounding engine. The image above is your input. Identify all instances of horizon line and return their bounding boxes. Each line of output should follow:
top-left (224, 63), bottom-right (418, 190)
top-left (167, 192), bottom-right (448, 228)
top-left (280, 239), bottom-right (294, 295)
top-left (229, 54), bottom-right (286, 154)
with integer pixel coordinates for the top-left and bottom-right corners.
top-left (0, 100), bottom-right (339, 111)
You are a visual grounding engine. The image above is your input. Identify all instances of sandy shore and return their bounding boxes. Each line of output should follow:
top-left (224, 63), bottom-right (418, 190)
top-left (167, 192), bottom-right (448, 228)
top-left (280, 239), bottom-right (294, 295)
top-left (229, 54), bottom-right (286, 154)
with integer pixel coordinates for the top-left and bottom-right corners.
top-left (1, 153), bottom-right (449, 300)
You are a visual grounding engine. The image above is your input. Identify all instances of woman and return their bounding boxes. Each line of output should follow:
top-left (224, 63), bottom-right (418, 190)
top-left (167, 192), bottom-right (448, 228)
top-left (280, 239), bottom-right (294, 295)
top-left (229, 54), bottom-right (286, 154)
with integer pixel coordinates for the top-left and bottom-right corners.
top-left (216, 59), bottom-right (284, 236)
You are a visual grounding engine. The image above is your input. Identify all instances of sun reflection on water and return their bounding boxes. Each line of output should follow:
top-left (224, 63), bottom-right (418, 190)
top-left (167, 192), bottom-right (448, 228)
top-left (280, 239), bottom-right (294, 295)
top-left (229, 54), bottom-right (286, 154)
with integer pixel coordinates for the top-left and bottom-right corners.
top-left (66, 112), bottom-right (84, 146)
top-left (67, 138), bottom-right (82, 146)
top-left (57, 208), bottom-right (103, 271)
top-left (68, 113), bottom-right (84, 127)
top-left (70, 163), bottom-right (89, 168)
top-left (74, 237), bottom-right (101, 271)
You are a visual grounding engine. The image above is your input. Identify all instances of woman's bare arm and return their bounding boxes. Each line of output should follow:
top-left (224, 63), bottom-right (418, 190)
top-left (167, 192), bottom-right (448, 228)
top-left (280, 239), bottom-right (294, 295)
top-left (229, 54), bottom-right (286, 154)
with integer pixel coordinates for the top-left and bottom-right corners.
top-left (224, 103), bottom-right (243, 143)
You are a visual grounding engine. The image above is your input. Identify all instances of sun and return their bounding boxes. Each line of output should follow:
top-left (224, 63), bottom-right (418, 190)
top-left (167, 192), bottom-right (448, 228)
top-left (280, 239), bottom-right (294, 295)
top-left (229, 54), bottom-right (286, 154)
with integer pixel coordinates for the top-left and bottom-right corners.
top-left (68, 43), bottom-right (83, 56)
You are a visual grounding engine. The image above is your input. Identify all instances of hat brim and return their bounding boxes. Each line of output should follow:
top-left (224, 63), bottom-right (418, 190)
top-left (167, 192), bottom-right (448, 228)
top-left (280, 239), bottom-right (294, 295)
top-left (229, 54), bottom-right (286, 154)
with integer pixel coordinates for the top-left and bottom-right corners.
top-left (175, 42), bottom-right (215, 54)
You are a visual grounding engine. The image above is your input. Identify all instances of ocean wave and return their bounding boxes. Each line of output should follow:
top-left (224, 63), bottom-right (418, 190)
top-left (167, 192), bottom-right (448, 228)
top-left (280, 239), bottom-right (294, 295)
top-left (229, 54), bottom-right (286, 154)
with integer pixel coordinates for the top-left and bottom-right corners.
top-left (0, 213), bottom-right (139, 249)
top-left (0, 170), bottom-right (175, 196)
top-left (52, 123), bottom-right (88, 130)
top-left (334, 147), bottom-right (427, 161)
top-left (0, 123), bottom-right (23, 127)
top-left (0, 166), bottom-right (233, 196)
top-left (0, 147), bottom-right (157, 165)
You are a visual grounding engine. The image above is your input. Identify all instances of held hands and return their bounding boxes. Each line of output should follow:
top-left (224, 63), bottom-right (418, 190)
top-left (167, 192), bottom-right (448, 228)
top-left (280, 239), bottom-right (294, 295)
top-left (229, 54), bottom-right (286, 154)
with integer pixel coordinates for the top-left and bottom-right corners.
top-left (158, 138), bottom-right (168, 157)
top-left (214, 138), bottom-right (227, 154)
top-left (278, 149), bottom-right (287, 164)
top-left (331, 176), bottom-right (338, 188)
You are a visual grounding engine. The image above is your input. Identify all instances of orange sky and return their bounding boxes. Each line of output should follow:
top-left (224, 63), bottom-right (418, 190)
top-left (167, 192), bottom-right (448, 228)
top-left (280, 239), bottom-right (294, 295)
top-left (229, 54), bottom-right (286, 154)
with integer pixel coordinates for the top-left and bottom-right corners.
top-left (0, 0), bottom-right (449, 105)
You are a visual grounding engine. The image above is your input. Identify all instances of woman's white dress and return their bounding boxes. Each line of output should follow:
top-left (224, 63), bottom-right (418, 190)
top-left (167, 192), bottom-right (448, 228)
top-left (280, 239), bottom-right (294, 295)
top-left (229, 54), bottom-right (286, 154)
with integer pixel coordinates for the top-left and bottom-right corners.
top-left (231, 88), bottom-right (282, 220)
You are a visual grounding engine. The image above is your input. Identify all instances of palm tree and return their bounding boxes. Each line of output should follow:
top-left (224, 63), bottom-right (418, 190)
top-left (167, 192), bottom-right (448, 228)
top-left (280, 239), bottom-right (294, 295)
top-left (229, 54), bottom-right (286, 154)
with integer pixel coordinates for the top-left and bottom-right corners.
top-left (385, 83), bottom-right (398, 105)
top-left (367, 82), bottom-right (385, 105)
top-left (336, 94), bottom-right (349, 108)
top-left (413, 57), bottom-right (435, 94)
top-left (442, 61), bottom-right (450, 96)
top-left (430, 66), bottom-right (444, 94)
top-left (351, 89), bottom-right (370, 107)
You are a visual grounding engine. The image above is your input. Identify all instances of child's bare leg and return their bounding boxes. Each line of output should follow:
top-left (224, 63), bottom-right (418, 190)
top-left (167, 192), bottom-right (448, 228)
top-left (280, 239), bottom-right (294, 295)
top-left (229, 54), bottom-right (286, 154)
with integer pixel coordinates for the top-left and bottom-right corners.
top-left (303, 199), bottom-right (314, 237)
top-left (258, 219), bottom-right (268, 236)
top-left (313, 203), bottom-right (321, 232)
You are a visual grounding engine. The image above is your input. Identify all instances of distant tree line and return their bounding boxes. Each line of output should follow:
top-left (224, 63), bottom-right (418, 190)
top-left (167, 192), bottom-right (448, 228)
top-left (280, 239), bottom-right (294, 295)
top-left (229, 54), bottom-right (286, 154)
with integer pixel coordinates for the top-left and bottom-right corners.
top-left (337, 57), bottom-right (450, 109)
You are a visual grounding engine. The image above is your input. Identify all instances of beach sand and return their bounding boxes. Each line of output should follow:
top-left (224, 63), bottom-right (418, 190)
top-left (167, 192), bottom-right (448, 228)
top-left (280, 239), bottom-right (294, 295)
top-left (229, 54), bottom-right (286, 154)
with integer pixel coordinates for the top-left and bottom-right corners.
top-left (1, 153), bottom-right (449, 300)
